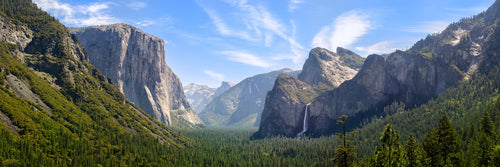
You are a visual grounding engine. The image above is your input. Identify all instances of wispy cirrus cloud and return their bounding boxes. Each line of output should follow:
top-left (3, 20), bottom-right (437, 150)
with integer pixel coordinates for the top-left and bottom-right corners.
top-left (218, 50), bottom-right (272, 68)
top-left (312, 10), bottom-right (371, 51)
top-left (288, 0), bottom-right (304, 12)
top-left (199, 0), bottom-right (306, 66)
top-left (204, 70), bottom-right (225, 81)
top-left (33, 0), bottom-right (119, 27)
top-left (355, 41), bottom-right (397, 57)
top-left (201, 7), bottom-right (256, 41)
top-left (128, 1), bottom-right (147, 11)
top-left (136, 19), bottom-right (156, 27)
top-left (406, 21), bottom-right (449, 34)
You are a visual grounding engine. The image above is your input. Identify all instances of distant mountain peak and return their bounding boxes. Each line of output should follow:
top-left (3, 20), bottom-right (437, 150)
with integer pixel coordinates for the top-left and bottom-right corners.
top-left (298, 47), bottom-right (364, 87)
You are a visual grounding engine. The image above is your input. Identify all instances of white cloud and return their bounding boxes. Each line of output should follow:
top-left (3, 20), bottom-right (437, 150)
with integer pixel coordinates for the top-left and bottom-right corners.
top-left (289, 0), bottom-right (304, 12)
top-left (201, 7), bottom-right (256, 41)
top-left (204, 70), bottom-right (225, 81)
top-left (33, 0), bottom-right (119, 27)
top-left (128, 1), bottom-right (147, 11)
top-left (199, 1), bottom-right (306, 66)
top-left (445, 6), bottom-right (489, 14)
top-left (136, 19), bottom-right (156, 27)
top-left (355, 41), bottom-right (397, 57)
top-left (312, 10), bottom-right (371, 52)
top-left (406, 21), bottom-right (449, 34)
top-left (218, 51), bottom-right (272, 68)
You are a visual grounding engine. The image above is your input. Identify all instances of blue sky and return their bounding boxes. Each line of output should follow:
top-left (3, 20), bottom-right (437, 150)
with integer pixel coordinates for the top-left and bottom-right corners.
top-left (34, 0), bottom-right (494, 88)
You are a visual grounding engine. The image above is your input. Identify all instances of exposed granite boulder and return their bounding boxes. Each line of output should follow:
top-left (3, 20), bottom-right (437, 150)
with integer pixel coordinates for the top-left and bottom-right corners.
top-left (70, 24), bottom-right (203, 127)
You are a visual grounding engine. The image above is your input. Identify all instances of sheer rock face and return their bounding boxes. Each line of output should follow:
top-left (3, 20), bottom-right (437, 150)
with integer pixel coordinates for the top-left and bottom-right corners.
top-left (257, 0), bottom-right (500, 138)
top-left (70, 24), bottom-right (203, 127)
top-left (256, 47), bottom-right (363, 137)
top-left (257, 74), bottom-right (313, 137)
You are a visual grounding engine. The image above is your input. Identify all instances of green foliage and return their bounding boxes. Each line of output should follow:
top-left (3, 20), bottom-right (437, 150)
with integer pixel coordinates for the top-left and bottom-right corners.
top-left (334, 115), bottom-right (357, 167)
top-left (169, 128), bottom-right (339, 166)
top-left (354, 64), bottom-right (500, 159)
top-left (403, 135), bottom-right (421, 167)
top-left (436, 115), bottom-right (460, 166)
top-left (374, 123), bottom-right (402, 167)
top-left (422, 129), bottom-right (440, 167)
top-left (0, 0), bottom-right (192, 164)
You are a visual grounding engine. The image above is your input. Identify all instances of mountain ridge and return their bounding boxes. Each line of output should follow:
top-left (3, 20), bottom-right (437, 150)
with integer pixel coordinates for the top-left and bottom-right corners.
top-left (0, 0), bottom-right (190, 165)
top-left (199, 68), bottom-right (298, 128)
top-left (256, 0), bottom-right (500, 138)
top-left (184, 81), bottom-right (234, 113)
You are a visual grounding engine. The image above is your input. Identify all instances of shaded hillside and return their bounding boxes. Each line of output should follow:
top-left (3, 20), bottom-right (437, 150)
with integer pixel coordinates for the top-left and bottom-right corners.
top-left (0, 0), bottom-right (190, 165)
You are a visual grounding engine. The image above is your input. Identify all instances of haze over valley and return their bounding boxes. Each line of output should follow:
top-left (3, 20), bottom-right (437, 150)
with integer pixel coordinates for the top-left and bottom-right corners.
top-left (0, 0), bottom-right (499, 166)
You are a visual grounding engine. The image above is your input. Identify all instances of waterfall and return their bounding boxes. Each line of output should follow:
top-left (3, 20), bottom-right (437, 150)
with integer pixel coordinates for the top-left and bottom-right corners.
top-left (297, 104), bottom-right (309, 138)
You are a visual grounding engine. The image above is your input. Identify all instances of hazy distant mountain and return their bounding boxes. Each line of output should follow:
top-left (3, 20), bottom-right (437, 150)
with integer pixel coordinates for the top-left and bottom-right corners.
top-left (199, 68), bottom-right (299, 128)
top-left (256, 0), bottom-right (500, 138)
top-left (70, 24), bottom-right (203, 128)
top-left (184, 81), bottom-right (234, 113)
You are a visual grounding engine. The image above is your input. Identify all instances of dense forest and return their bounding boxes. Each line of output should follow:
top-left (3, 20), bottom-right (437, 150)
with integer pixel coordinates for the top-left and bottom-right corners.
top-left (0, 0), bottom-right (500, 166)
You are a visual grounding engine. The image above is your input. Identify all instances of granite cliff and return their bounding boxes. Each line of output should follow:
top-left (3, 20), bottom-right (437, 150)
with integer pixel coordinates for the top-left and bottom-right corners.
top-left (256, 0), bottom-right (500, 137)
top-left (70, 24), bottom-right (203, 127)
top-left (255, 47), bottom-right (364, 137)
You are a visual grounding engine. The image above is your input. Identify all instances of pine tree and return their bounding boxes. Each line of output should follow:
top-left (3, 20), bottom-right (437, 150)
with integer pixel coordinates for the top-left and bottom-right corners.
top-left (481, 111), bottom-right (496, 141)
top-left (422, 128), bottom-right (439, 167)
top-left (334, 115), bottom-right (356, 167)
top-left (479, 112), bottom-right (496, 166)
top-left (404, 135), bottom-right (420, 167)
top-left (436, 114), bottom-right (460, 166)
top-left (375, 123), bottom-right (401, 167)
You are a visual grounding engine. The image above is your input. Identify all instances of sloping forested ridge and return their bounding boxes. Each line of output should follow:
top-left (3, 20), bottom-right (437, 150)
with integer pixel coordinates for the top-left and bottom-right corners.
top-left (350, 64), bottom-right (500, 166)
top-left (0, 0), bottom-right (191, 166)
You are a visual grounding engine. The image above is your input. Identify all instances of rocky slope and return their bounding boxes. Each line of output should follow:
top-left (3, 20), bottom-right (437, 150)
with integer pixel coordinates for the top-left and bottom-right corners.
top-left (199, 68), bottom-right (298, 128)
top-left (70, 24), bottom-right (203, 128)
top-left (256, 0), bottom-right (500, 137)
top-left (298, 47), bottom-right (363, 87)
top-left (184, 81), bottom-right (234, 113)
top-left (0, 0), bottom-right (189, 165)
top-left (255, 47), bottom-right (364, 137)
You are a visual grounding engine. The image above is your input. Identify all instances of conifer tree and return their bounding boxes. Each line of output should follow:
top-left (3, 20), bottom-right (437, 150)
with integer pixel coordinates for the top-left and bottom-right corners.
top-left (436, 114), bottom-right (460, 166)
top-left (375, 123), bottom-right (401, 167)
top-left (334, 115), bottom-right (356, 167)
top-left (481, 111), bottom-right (496, 141)
top-left (479, 112), bottom-right (496, 166)
top-left (422, 128), bottom-right (439, 167)
top-left (404, 135), bottom-right (420, 167)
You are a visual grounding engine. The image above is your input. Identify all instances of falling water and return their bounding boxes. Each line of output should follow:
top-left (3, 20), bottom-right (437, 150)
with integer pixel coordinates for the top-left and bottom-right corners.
top-left (297, 104), bottom-right (309, 138)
